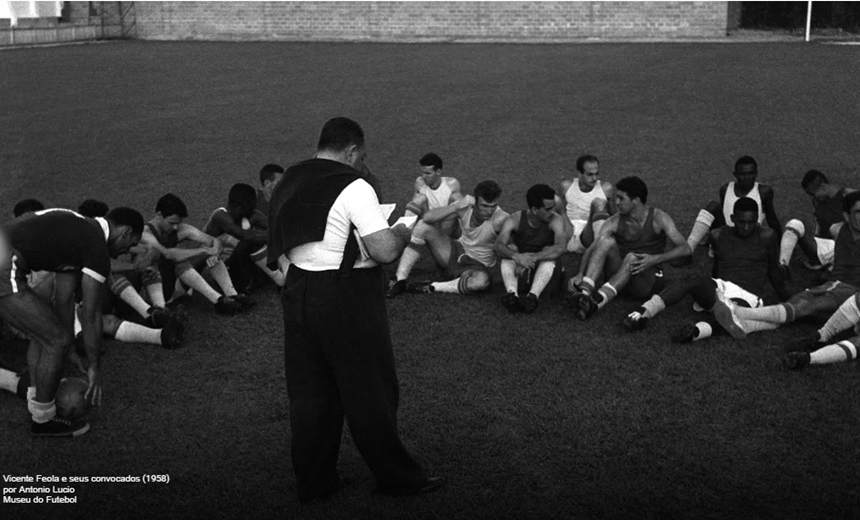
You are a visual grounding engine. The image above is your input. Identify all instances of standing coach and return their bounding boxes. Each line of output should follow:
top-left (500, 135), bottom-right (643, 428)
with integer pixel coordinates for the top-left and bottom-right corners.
top-left (268, 117), bottom-right (444, 502)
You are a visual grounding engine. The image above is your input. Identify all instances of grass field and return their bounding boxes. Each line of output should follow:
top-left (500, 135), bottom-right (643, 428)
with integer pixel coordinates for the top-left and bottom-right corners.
top-left (1, 40), bottom-right (859, 519)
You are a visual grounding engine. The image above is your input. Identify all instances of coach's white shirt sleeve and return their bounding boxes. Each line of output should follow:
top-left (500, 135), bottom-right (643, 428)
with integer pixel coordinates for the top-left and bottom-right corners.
top-left (289, 179), bottom-right (389, 271)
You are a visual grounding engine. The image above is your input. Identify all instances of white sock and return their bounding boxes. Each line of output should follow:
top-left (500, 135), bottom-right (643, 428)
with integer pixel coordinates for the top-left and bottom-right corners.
top-left (500, 260), bottom-right (518, 293)
top-left (179, 269), bottom-right (222, 304)
top-left (734, 304), bottom-right (788, 324)
top-left (595, 283), bottom-right (617, 309)
top-left (431, 279), bottom-right (460, 294)
top-left (115, 321), bottom-right (163, 345)
top-left (693, 322), bottom-right (713, 341)
top-left (0, 368), bottom-right (20, 393)
top-left (642, 295), bottom-right (666, 319)
top-left (529, 262), bottom-right (555, 298)
top-left (207, 260), bottom-right (238, 297)
top-left (29, 398), bottom-right (56, 423)
top-left (119, 285), bottom-right (152, 319)
top-left (395, 242), bottom-right (423, 281)
top-left (810, 341), bottom-right (857, 365)
top-left (740, 319), bottom-right (780, 335)
top-left (818, 296), bottom-right (860, 342)
top-left (687, 210), bottom-right (715, 250)
top-left (780, 220), bottom-right (804, 266)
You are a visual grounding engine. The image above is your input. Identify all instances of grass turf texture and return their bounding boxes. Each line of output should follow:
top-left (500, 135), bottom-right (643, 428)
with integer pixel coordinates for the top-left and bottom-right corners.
top-left (1, 40), bottom-right (859, 519)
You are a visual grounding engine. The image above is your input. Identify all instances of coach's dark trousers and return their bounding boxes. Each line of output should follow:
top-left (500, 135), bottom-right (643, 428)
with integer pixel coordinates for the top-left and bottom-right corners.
top-left (281, 265), bottom-right (426, 501)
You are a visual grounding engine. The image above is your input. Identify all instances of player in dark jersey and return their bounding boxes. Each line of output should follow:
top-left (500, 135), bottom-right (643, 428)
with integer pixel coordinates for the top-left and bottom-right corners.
top-left (0, 206), bottom-right (143, 437)
top-left (568, 176), bottom-right (690, 320)
top-left (680, 156), bottom-right (781, 264)
top-left (622, 197), bottom-right (790, 342)
top-left (714, 191), bottom-right (860, 340)
top-left (140, 193), bottom-right (249, 315)
top-left (779, 169), bottom-right (856, 274)
top-left (204, 183), bottom-right (284, 291)
top-left (494, 184), bottom-right (568, 314)
top-left (783, 289), bottom-right (860, 370)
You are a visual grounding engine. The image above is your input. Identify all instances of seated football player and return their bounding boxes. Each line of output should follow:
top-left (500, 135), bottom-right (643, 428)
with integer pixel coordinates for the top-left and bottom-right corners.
top-left (387, 153), bottom-right (463, 297)
top-left (783, 290), bottom-right (860, 370)
top-left (623, 197), bottom-right (790, 343)
top-left (713, 191), bottom-right (860, 340)
top-left (204, 183), bottom-right (284, 291)
top-left (256, 163), bottom-right (285, 218)
top-left (0, 205), bottom-right (143, 437)
top-left (494, 184), bottom-right (568, 314)
top-left (680, 155), bottom-right (781, 262)
top-left (141, 193), bottom-right (250, 315)
top-left (568, 176), bottom-right (690, 321)
top-left (558, 154), bottom-right (616, 254)
top-left (778, 169), bottom-right (855, 275)
top-left (392, 180), bottom-right (509, 296)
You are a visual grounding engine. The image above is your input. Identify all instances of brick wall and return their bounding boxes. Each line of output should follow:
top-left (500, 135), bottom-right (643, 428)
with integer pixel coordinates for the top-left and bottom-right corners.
top-left (134, 1), bottom-right (730, 42)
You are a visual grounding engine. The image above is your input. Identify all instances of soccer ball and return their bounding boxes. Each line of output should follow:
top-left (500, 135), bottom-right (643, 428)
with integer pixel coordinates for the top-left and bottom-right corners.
top-left (55, 377), bottom-right (90, 420)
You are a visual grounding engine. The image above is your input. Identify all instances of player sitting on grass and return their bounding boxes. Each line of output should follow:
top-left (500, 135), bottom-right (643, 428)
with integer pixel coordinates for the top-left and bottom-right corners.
top-left (204, 183), bottom-right (284, 291)
top-left (778, 169), bottom-right (855, 275)
top-left (558, 154), bottom-right (616, 255)
top-left (0, 205), bottom-right (143, 437)
top-left (141, 193), bottom-right (251, 315)
top-left (679, 155), bottom-right (781, 263)
top-left (394, 180), bottom-right (509, 296)
top-left (387, 153), bottom-right (463, 297)
top-left (623, 197), bottom-right (790, 343)
top-left (713, 190), bottom-right (860, 340)
top-left (256, 163), bottom-right (285, 218)
top-left (783, 290), bottom-right (860, 370)
top-left (568, 176), bottom-right (690, 321)
top-left (494, 184), bottom-right (567, 314)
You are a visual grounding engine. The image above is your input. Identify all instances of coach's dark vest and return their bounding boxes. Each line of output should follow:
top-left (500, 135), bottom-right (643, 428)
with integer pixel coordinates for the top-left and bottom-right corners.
top-left (616, 208), bottom-right (667, 257)
top-left (512, 210), bottom-right (553, 254)
top-left (266, 158), bottom-right (381, 273)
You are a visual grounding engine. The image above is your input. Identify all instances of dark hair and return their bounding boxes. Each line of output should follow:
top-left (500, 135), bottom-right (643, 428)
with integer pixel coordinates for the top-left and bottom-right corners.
top-left (733, 197), bottom-right (759, 215)
top-left (106, 207), bottom-right (144, 236)
top-left (734, 155), bottom-right (758, 173)
top-left (13, 198), bottom-right (44, 217)
top-left (155, 193), bottom-right (188, 219)
top-left (801, 169), bottom-right (827, 190)
top-left (575, 155), bottom-right (599, 174)
top-left (526, 184), bottom-right (556, 209)
top-left (419, 153), bottom-right (443, 170)
top-left (615, 176), bottom-right (648, 204)
top-left (317, 117), bottom-right (364, 153)
top-left (843, 190), bottom-right (860, 213)
top-left (78, 199), bottom-right (109, 218)
top-left (474, 180), bottom-right (502, 203)
top-left (228, 183), bottom-right (258, 209)
top-left (259, 163), bottom-right (284, 185)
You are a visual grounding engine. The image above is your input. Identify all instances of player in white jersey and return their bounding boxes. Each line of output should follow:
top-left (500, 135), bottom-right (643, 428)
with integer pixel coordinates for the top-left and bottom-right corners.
top-left (679, 155), bottom-right (781, 264)
top-left (557, 155), bottom-right (616, 254)
top-left (391, 181), bottom-right (508, 297)
top-left (388, 153), bottom-right (463, 296)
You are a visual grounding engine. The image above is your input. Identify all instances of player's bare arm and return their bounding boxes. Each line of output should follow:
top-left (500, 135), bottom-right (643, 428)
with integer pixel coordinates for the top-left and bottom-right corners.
top-left (762, 227), bottom-right (791, 300)
top-left (531, 214), bottom-right (568, 262)
top-left (760, 185), bottom-right (782, 234)
top-left (178, 224), bottom-right (223, 257)
top-left (423, 195), bottom-right (472, 225)
top-left (491, 208), bottom-right (511, 234)
top-left (212, 210), bottom-right (267, 244)
top-left (493, 213), bottom-right (535, 269)
top-left (446, 178), bottom-right (464, 203)
top-left (557, 179), bottom-right (573, 215)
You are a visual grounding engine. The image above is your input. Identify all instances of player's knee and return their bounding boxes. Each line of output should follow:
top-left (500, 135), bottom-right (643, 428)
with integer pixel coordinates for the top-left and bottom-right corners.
top-left (141, 266), bottom-right (162, 286)
top-left (102, 314), bottom-right (121, 336)
top-left (465, 270), bottom-right (491, 292)
top-left (593, 235), bottom-right (617, 252)
top-left (175, 261), bottom-right (195, 277)
top-left (621, 252), bottom-right (638, 267)
top-left (829, 222), bottom-right (844, 239)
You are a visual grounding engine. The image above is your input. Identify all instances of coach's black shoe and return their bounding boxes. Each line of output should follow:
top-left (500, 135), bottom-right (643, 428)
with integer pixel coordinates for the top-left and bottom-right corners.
top-left (519, 293), bottom-right (539, 314)
top-left (30, 416), bottom-right (90, 438)
top-left (374, 476), bottom-right (446, 497)
top-left (783, 351), bottom-right (811, 371)
top-left (406, 281), bottom-right (435, 294)
top-left (386, 278), bottom-right (406, 299)
top-left (502, 292), bottom-right (520, 313)
top-left (671, 323), bottom-right (699, 344)
top-left (623, 309), bottom-right (649, 332)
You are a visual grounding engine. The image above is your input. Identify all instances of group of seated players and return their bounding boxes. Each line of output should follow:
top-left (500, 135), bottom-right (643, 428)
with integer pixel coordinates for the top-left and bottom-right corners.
top-left (3, 152), bottom-right (859, 438)
top-left (0, 165), bottom-right (288, 437)
top-left (384, 153), bottom-right (860, 373)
